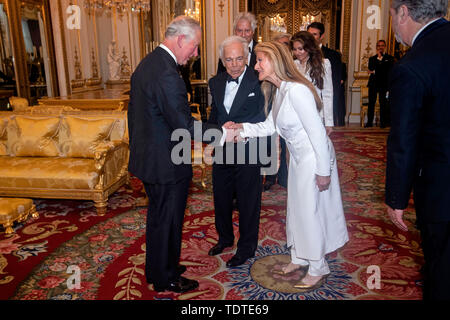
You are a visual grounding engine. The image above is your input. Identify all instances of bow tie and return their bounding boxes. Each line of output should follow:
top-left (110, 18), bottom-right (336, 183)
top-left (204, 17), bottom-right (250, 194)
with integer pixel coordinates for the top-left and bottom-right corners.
top-left (227, 75), bottom-right (239, 84)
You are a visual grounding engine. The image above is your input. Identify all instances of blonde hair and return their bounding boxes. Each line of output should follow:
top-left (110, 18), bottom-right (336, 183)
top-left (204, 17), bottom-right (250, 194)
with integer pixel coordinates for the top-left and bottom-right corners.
top-left (254, 41), bottom-right (323, 115)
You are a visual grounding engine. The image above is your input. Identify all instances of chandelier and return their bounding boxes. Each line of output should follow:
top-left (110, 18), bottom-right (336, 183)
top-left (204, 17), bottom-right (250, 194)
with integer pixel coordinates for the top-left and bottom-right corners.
top-left (270, 14), bottom-right (287, 33)
top-left (83, 0), bottom-right (151, 13)
top-left (184, 0), bottom-right (200, 21)
top-left (300, 13), bottom-right (316, 31)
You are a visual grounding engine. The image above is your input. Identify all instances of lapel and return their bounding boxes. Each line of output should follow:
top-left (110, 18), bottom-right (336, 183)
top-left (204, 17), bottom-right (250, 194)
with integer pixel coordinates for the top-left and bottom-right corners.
top-left (228, 68), bottom-right (255, 118)
top-left (215, 72), bottom-right (228, 114)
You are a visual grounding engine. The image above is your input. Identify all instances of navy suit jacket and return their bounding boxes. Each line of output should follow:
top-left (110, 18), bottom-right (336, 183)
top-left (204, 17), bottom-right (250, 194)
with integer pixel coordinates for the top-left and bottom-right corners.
top-left (385, 18), bottom-right (450, 223)
top-left (208, 68), bottom-right (266, 165)
top-left (128, 47), bottom-right (220, 185)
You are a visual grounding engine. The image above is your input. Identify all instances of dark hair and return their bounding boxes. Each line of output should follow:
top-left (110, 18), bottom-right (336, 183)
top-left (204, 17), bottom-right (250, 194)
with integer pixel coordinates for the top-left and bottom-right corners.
top-left (291, 31), bottom-right (325, 90)
top-left (307, 22), bottom-right (325, 36)
top-left (377, 40), bottom-right (387, 45)
top-left (391, 0), bottom-right (448, 23)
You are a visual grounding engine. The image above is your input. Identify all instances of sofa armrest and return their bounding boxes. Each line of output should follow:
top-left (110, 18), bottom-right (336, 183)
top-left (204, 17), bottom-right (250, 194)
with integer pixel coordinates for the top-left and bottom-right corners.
top-left (93, 141), bottom-right (129, 190)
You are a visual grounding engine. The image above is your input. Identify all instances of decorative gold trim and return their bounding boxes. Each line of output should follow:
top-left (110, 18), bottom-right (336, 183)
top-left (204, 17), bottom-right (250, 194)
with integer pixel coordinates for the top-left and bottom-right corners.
top-left (341, 0), bottom-right (352, 65)
top-left (57, 0), bottom-right (71, 96)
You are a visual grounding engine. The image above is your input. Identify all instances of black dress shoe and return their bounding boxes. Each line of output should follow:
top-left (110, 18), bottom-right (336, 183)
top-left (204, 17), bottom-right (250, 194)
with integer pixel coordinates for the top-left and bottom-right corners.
top-left (177, 265), bottom-right (186, 275)
top-left (208, 243), bottom-right (233, 256)
top-left (263, 180), bottom-right (275, 191)
top-left (226, 254), bottom-right (251, 268)
top-left (364, 123), bottom-right (373, 128)
top-left (153, 276), bottom-right (199, 293)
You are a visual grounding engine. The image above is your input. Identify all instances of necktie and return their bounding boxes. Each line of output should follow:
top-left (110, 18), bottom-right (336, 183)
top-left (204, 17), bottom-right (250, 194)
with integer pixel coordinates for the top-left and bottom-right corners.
top-left (227, 75), bottom-right (239, 84)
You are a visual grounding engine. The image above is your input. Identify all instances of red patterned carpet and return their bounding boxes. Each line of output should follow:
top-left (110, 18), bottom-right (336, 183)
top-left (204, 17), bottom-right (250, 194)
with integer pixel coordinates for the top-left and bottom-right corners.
top-left (0, 128), bottom-right (424, 300)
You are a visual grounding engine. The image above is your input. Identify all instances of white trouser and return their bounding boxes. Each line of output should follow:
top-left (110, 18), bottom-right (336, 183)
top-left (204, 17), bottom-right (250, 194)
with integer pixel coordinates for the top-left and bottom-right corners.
top-left (290, 247), bottom-right (330, 276)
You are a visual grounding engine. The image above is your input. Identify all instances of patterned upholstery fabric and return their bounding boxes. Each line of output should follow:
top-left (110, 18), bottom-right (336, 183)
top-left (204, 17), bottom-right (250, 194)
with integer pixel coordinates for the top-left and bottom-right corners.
top-left (60, 117), bottom-right (116, 158)
top-left (0, 198), bottom-right (34, 221)
top-left (0, 157), bottom-right (99, 190)
top-left (11, 117), bottom-right (61, 157)
top-left (0, 118), bottom-right (7, 156)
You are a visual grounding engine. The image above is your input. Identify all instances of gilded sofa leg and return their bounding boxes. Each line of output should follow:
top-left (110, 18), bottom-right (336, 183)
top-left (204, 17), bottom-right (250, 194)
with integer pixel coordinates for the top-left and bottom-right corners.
top-left (94, 200), bottom-right (108, 216)
top-left (3, 222), bottom-right (14, 235)
top-left (200, 164), bottom-right (206, 189)
top-left (135, 186), bottom-right (149, 207)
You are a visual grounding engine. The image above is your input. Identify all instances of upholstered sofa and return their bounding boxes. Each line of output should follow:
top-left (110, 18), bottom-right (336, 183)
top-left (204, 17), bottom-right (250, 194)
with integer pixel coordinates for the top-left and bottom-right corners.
top-left (0, 109), bottom-right (129, 215)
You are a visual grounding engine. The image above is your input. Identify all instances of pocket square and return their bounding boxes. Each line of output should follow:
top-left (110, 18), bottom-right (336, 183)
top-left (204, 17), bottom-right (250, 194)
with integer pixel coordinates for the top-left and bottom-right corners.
top-left (248, 93), bottom-right (255, 97)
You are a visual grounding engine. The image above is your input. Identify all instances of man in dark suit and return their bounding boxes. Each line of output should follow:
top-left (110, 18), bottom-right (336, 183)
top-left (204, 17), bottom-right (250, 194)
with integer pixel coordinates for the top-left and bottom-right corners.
top-left (385, 0), bottom-right (450, 301)
top-left (217, 12), bottom-right (258, 74)
top-left (366, 40), bottom-right (395, 128)
top-left (308, 22), bottom-right (346, 127)
top-left (128, 16), bottom-right (228, 294)
top-left (208, 36), bottom-right (269, 267)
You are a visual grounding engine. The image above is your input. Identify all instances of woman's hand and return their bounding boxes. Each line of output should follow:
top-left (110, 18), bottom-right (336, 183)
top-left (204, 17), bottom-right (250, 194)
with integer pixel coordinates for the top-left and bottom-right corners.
top-left (316, 175), bottom-right (331, 192)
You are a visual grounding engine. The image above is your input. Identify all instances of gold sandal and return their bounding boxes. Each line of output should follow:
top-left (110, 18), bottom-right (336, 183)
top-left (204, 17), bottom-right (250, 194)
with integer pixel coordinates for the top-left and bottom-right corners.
top-left (294, 274), bottom-right (329, 291)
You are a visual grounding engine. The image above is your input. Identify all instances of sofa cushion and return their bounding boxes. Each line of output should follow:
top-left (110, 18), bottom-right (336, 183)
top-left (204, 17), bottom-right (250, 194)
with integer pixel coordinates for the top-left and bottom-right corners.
top-left (11, 116), bottom-right (61, 157)
top-left (0, 118), bottom-right (7, 156)
top-left (60, 117), bottom-right (116, 158)
top-left (0, 157), bottom-right (100, 190)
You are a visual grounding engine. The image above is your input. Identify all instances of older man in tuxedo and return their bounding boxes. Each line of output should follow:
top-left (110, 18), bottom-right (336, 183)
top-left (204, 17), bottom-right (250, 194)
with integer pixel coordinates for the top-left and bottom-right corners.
top-left (385, 0), bottom-right (450, 300)
top-left (128, 16), bottom-right (229, 294)
top-left (208, 36), bottom-right (268, 267)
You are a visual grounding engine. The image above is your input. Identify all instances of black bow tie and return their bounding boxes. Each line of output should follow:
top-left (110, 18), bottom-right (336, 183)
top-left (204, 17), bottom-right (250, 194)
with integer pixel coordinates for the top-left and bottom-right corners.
top-left (227, 75), bottom-right (239, 84)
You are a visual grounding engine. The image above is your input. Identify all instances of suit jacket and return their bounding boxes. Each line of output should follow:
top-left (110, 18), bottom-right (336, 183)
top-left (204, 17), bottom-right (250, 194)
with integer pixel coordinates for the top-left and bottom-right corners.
top-left (367, 53), bottom-right (395, 89)
top-left (385, 18), bottom-right (450, 223)
top-left (128, 47), bottom-right (220, 185)
top-left (208, 68), bottom-right (266, 165)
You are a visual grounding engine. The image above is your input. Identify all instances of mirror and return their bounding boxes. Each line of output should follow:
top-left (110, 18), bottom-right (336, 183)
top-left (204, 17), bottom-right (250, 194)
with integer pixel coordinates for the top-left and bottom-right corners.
top-left (0, 2), bottom-right (15, 109)
top-left (20, 2), bottom-right (50, 104)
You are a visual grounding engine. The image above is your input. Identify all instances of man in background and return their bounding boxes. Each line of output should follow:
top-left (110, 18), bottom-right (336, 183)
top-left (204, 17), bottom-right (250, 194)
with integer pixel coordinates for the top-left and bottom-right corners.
top-left (366, 40), bottom-right (395, 128)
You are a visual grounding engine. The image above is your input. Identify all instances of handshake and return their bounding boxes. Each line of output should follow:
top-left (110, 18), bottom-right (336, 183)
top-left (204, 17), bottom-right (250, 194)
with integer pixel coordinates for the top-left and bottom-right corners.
top-left (223, 121), bottom-right (245, 143)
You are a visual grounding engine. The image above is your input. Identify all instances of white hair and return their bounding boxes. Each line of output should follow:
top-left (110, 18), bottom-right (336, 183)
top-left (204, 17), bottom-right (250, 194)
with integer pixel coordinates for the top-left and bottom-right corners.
top-left (165, 15), bottom-right (201, 40)
top-left (219, 36), bottom-right (249, 63)
top-left (233, 12), bottom-right (257, 32)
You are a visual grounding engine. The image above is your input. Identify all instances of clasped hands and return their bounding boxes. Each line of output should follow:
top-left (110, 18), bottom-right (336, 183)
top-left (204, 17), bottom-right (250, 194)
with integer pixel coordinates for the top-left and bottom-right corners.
top-left (223, 121), bottom-right (244, 143)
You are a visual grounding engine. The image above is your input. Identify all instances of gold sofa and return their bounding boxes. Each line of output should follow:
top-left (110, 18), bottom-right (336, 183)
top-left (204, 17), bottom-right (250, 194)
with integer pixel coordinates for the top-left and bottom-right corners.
top-left (0, 109), bottom-right (129, 215)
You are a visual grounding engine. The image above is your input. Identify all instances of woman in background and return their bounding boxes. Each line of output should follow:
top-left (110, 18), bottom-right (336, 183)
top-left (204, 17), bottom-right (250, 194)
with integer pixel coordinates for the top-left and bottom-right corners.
top-left (291, 31), bottom-right (334, 135)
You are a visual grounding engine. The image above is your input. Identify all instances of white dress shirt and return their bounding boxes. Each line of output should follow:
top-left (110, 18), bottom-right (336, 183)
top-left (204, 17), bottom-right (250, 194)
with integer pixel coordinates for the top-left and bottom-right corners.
top-left (159, 44), bottom-right (177, 64)
top-left (248, 40), bottom-right (254, 66)
top-left (223, 66), bottom-right (247, 114)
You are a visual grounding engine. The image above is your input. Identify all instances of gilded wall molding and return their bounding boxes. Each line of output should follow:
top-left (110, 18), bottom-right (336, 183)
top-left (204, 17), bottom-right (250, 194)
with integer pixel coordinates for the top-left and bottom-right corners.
top-left (341, 0), bottom-right (351, 65)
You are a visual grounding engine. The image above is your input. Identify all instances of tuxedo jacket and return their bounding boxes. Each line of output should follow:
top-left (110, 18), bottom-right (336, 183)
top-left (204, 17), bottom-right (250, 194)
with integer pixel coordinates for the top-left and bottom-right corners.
top-left (385, 18), bottom-right (450, 223)
top-left (367, 54), bottom-right (395, 89)
top-left (208, 68), bottom-right (266, 165)
top-left (128, 47), bottom-right (220, 185)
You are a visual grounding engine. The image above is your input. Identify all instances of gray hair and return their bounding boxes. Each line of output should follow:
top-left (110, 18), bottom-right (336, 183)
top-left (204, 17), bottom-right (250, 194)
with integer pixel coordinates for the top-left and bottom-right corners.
top-left (391, 0), bottom-right (449, 23)
top-left (233, 12), bottom-right (258, 32)
top-left (219, 36), bottom-right (249, 62)
top-left (165, 15), bottom-right (201, 40)
top-left (272, 33), bottom-right (292, 41)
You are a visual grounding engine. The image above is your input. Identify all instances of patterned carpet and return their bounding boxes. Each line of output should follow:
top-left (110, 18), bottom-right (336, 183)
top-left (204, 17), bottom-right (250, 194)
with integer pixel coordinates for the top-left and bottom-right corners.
top-left (0, 128), bottom-right (424, 300)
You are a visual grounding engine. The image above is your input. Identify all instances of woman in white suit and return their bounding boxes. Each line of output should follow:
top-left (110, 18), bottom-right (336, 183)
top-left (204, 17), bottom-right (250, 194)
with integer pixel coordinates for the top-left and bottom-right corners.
top-left (291, 31), bottom-right (334, 135)
top-left (228, 41), bottom-right (348, 290)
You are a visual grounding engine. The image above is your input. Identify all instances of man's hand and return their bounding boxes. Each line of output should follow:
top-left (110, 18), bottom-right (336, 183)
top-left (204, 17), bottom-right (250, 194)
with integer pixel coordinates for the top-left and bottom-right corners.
top-left (316, 175), bottom-right (331, 192)
top-left (223, 121), bottom-right (235, 129)
top-left (387, 206), bottom-right (408, 231)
